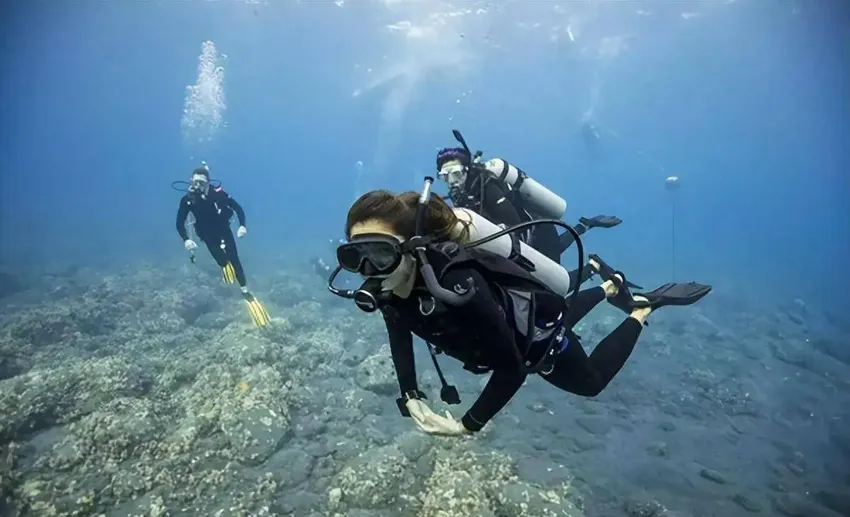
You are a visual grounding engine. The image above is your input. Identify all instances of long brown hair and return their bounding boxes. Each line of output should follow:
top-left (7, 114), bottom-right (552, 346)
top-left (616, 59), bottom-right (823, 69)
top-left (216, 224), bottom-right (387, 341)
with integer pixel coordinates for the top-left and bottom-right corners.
top-left (345, 190), bottom-right (470, 242)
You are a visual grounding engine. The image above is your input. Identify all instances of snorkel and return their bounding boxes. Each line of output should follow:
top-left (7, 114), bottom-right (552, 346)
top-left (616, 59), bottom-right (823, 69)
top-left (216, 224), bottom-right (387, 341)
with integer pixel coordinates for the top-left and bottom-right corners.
top-left (447, 129), bottom-right (483, 167)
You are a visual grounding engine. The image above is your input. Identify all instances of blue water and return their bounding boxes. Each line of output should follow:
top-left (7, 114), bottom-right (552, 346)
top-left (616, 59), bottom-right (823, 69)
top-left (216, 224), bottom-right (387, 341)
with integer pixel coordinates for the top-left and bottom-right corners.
top-left (2, 1), bottom-right (847, 305)
top-left (1, 1), bottom-right (848, 515)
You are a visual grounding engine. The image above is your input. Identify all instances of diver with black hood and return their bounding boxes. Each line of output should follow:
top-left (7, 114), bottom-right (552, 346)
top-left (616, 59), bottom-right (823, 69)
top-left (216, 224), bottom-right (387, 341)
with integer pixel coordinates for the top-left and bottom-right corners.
top-left (326, 176), bottom-right (711, 436)
top-left (436, 130), bottom-right (622, 287)
top-left (582, 120), bottom-right (603, 160)
top-left (174, 162), bottom-right (271, 327)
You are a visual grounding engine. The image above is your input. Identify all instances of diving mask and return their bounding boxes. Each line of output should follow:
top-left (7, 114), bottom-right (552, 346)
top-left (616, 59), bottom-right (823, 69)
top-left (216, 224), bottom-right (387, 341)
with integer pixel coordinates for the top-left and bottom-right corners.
top-left (438, 161), bottom-right (467, 192)
top-left (337, 234), bottom-right (405, 278)
top-left (189, 174), bottom-right (209, 194)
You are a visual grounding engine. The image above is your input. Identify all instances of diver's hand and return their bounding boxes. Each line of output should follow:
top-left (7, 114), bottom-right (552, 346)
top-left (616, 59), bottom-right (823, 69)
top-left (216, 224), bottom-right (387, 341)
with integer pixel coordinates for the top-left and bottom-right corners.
top-left (184, 239), bottom-right (198, 251)
top-left (237, 226), bottom-right (247, 238)
top-left (406, 399), bottom-right (470, 437)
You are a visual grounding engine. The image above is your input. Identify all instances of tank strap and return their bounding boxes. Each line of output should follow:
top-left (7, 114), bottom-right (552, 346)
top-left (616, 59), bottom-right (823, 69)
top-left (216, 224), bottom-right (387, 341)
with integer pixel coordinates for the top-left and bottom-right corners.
top-left (497, 160), bottom-right (528, 190)
top-left (475, 173), bottom-right (486, 211)
top-left (497, 160), bottom-right (510, 182)
top-left (514, 167), bottom-right (527, 190)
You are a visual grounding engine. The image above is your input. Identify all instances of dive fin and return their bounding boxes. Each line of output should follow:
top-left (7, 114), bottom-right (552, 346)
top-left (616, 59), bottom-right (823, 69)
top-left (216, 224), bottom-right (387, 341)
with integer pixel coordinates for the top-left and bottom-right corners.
top-left (579, 215), bottom-right (622, 229)
top-left (625, 279), bottom-right (643, 290)
top-left (574, 263), bottom-right (637, 288)
top-left (589, 254), bottom-right (711, 315)
top-left (587, 254), bottom-right (634, 314)
top-left (631, 282), bottom-right (712, 310)
top-left (222, 262), bottom-right (237, 284)
top-left (243, 292), bottom-right (271, 327)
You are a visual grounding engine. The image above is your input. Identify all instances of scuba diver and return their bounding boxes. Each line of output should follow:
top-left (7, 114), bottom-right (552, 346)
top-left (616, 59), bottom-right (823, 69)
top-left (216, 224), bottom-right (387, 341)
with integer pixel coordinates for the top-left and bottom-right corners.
top-left (436, 130), bottom-right (622, 287)
top-left (582, 120), bottom-right (603, 160)
top-left (326, 179), bottom-right (711, 437)
top-left (310, 238), bottom-right (345, 282)
top-left (174, 163), bottom-right (271, 327)
top-left (311, 255), bottom-right (335, 282)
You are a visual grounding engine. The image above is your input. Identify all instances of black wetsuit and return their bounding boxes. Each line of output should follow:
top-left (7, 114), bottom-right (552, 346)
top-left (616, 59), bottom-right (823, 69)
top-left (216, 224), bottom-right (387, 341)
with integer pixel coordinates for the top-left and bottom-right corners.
top-left (452, 171), bottom-right (593, 285)
top-left (382, 252), bottom-right (643, 432)
top-left (176, 187), bottom-right (248, 286)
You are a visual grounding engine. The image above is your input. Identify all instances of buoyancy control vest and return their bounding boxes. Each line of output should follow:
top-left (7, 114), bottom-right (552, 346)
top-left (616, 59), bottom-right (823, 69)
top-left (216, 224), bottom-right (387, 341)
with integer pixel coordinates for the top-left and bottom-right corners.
top-left (380, 242), bottom-right (567, 375)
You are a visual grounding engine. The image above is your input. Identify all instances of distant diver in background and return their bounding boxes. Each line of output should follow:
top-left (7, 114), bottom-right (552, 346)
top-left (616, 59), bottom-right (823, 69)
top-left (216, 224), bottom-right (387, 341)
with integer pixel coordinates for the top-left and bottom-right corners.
top-left (435, 131), bottom-right (623, 288)
top-left (582, 120), bottom-right (603, 160)
top-left (311, 238), bottom-right (352, 288)
top-left (311, 255), bottom-right (335, 282)
top-left (581, 75), bottom-right (605, 162)
top-left (174, 163), bottom-right (271, 327)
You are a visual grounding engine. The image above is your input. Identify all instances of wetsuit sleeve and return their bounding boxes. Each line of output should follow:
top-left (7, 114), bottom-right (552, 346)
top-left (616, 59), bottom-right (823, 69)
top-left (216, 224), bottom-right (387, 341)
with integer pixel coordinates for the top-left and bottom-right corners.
top-left (441, 267), bottom-right (527, 431)
top-left (463, 369), bottom-right (525, 432)
top-left (384, 315), bottom-right (419, 394)
top-left (482, 181), bottom-right (523, 227)
top-left (226, 196), bottom-right (247, 227)
top-left (176, 197), bottom-right (190, 241)
top-left (558, 223), bottom-right (587, 253)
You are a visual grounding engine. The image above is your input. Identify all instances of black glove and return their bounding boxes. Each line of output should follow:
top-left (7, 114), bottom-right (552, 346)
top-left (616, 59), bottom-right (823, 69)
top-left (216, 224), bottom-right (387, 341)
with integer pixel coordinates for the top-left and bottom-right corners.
top-left (579, 215), bottom-right (622, 229)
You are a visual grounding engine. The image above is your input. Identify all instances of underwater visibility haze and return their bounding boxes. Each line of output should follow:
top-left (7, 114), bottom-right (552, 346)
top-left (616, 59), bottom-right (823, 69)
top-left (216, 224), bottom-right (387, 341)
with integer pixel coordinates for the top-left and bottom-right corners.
top-left (0, 1), bottom-right (849, 516)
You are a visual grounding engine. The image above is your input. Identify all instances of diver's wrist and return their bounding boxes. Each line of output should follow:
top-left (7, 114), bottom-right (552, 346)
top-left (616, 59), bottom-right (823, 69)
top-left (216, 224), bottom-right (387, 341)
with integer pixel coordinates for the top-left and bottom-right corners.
top-left (396, 390), bottom-right (425, 416)
top-left (461, 412), bottom-right (484, 433)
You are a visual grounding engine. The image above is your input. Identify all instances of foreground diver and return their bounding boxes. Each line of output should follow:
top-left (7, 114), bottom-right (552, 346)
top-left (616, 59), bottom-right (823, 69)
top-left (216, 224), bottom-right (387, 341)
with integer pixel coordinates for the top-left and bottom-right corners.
top-left (174, 164), bottom-right (271, 327)
top-left (328, 181), bottom-right (710, 436)
top-left (435, 131), bottom-right (621, 284)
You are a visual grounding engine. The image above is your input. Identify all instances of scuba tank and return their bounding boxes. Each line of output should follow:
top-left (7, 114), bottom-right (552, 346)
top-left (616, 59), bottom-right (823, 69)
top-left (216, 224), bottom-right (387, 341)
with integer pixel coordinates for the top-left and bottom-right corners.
top-left (449, 130), bottom-right (567, 219)
top-left (477, 158), bottom-right (567, 219)
top-left (454, 208), bottom-right (572, 296)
